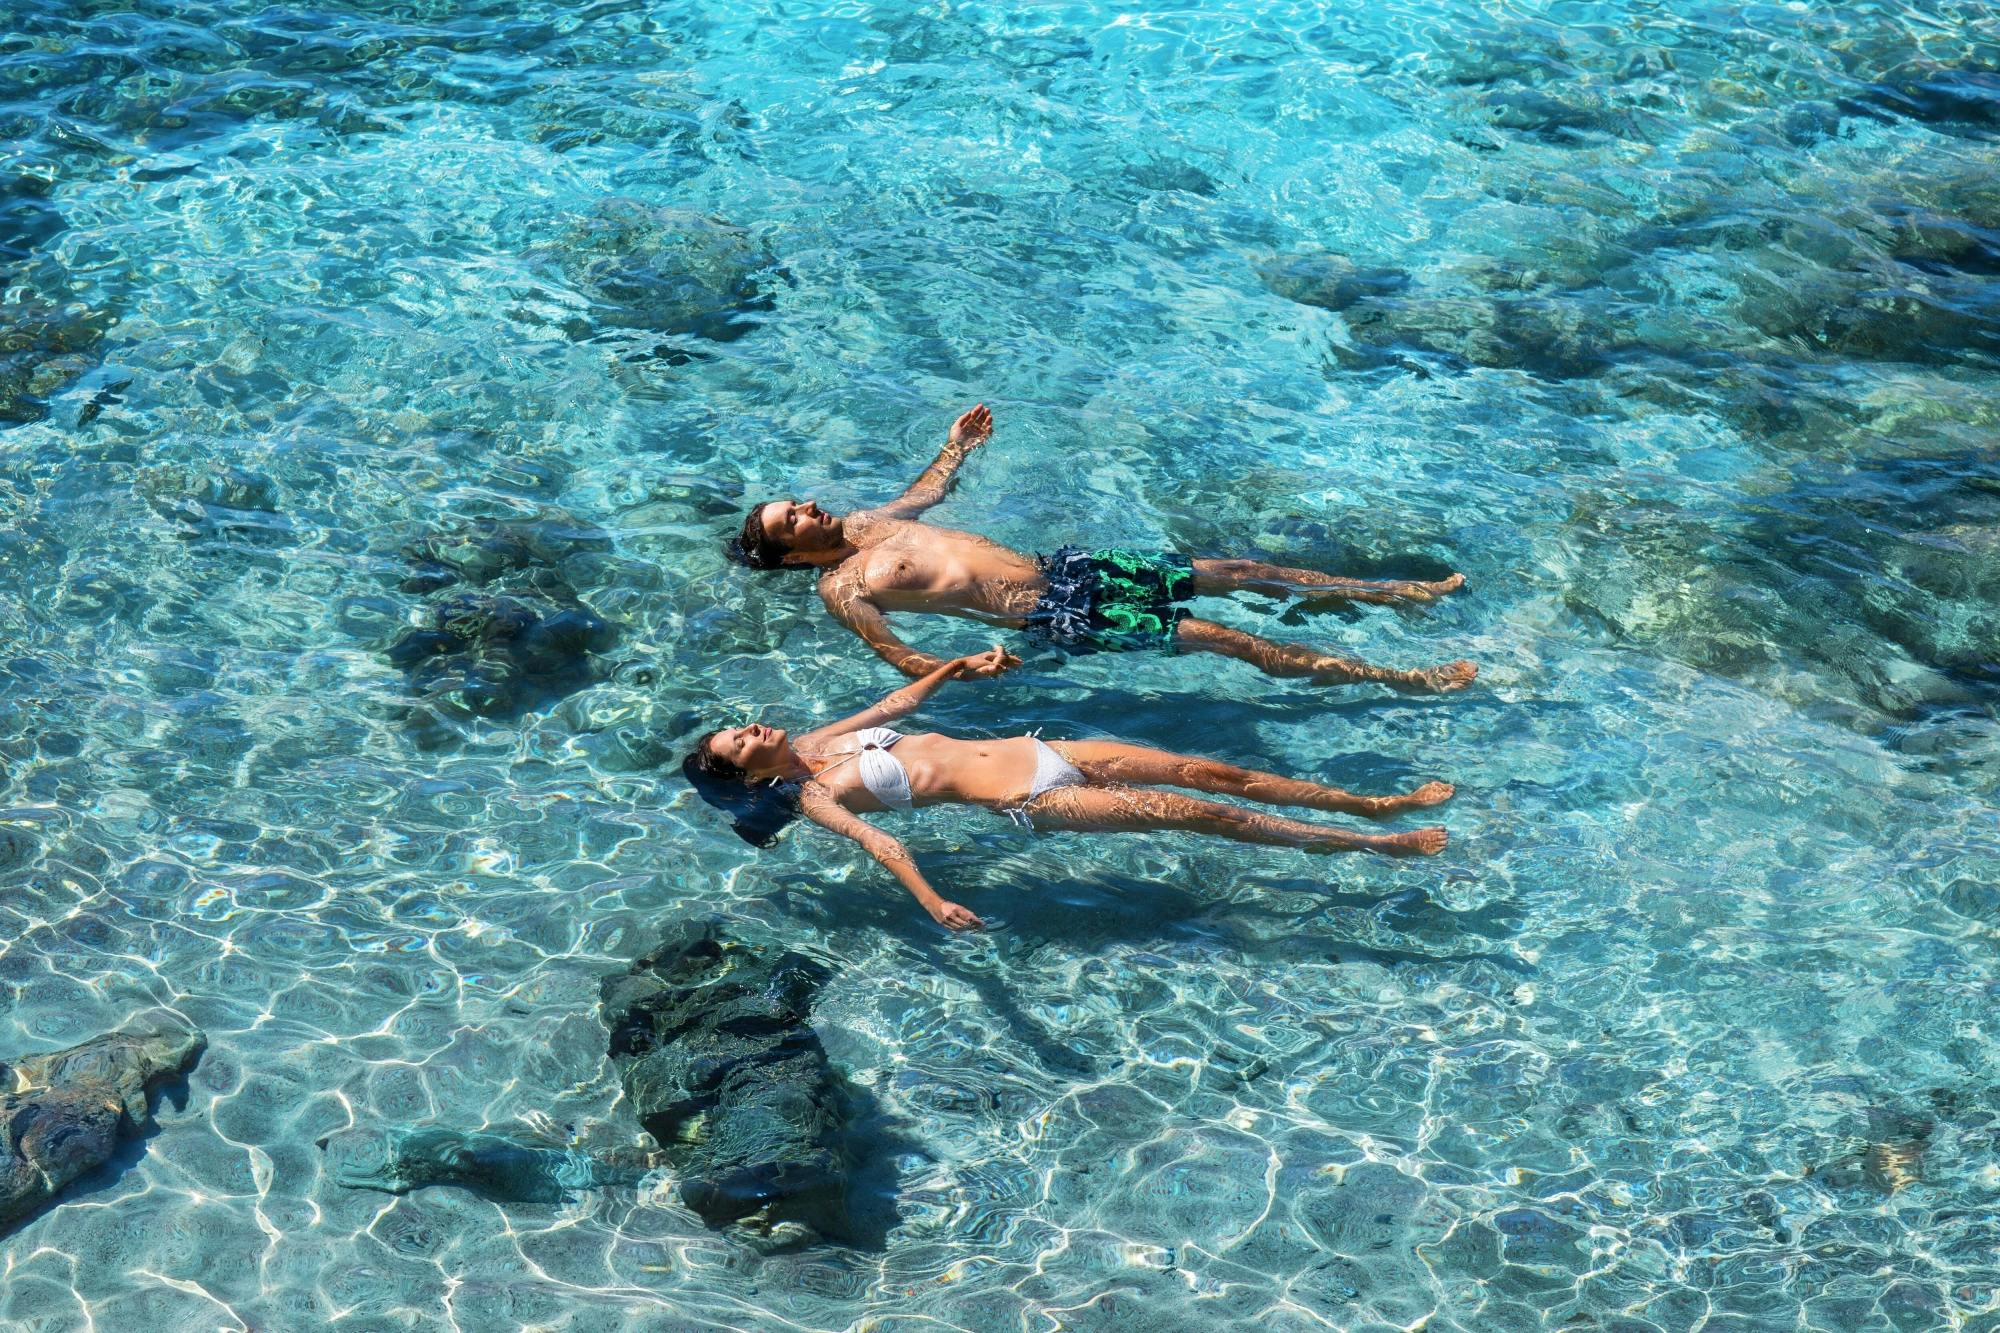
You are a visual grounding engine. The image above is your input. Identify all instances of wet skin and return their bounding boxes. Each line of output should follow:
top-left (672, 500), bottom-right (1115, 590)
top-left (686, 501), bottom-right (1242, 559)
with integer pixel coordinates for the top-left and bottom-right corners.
top-left (751, 406), bottom-right (1475, 691)
top-left (705, 649), bottom-right (1453, 933)
top-left (715, 722), bottom-right (1056, 812)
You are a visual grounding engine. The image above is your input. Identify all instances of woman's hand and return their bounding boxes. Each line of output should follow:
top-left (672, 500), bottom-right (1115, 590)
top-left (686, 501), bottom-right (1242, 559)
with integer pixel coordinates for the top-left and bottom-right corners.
top-left (929, 899), bottom-right (985, 931)
top-left (951, 644), bottom-right (1020, 679)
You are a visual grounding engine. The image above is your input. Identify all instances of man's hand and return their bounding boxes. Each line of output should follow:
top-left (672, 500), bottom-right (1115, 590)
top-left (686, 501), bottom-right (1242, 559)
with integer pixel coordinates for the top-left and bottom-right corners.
top-left (876, 405), bottom-right (993, 519)
top-left (947, 403), bottom-right (993, 452)
top-left (929, 899), bottom-right (985, 931)
top-left (950, 644), bottom-right (1019, 679)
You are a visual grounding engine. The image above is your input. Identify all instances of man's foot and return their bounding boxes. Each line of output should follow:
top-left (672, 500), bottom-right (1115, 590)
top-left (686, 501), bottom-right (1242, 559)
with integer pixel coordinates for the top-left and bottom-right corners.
top-left (1403, 780), bottom-right (1455, 808)
top-left (1298, 572), bottom-right (1467, 606)
top-left (1356, 781), bottom-right (1455, 818)
top-left (1403, 572), bottom-right (1467, 602)
top-left (1381, 827), bottom-right (1448, 857)
top-left (1383, 659), bottom-right (1478, 694)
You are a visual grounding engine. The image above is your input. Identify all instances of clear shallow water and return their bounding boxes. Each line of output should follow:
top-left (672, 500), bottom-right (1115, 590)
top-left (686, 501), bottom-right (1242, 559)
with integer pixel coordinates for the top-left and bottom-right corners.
top-left (1, 0), bottom-right (1998, 1327)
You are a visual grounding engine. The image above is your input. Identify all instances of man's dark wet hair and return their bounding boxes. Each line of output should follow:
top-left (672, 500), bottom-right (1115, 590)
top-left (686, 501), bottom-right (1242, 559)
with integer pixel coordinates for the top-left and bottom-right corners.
top-left (681, 729), bottom-right (799, 847)
top-left (729, 504), bottom-right (788, 571)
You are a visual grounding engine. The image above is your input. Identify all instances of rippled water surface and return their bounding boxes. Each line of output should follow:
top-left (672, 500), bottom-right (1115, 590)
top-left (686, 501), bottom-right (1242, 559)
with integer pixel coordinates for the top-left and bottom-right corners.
top-left (3, 0), bottom-right (1999, 1328)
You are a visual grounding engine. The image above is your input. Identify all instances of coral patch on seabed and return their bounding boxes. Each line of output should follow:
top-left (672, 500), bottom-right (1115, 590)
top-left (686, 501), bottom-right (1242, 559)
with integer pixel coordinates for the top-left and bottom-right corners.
top-left (0, 1018), bottom-right (205, 1231)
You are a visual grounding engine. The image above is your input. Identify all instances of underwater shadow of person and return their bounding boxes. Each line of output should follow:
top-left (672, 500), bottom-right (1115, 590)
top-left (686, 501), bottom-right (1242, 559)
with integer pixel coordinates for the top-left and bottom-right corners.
top-left (972, 679), bottom-right (1517, 767)
top-left (824, 1076), bottom-right (920, 1252)
top-left (990, 859), bottom-right (1530, 975)
top-left (777, 864), bottom-right (1105, 1081)
top-left (786, 852), bottom-right (1527, 1020)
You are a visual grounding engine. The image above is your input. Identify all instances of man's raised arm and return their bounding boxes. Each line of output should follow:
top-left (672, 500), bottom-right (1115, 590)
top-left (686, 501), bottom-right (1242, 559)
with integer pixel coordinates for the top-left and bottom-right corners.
top-left (869, 404), bottom-right (993, 519)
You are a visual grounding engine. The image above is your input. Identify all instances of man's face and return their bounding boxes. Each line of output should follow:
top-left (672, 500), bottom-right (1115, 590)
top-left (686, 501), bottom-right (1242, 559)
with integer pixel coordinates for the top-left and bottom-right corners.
top-left (758, 499), bottom-right (843, 559)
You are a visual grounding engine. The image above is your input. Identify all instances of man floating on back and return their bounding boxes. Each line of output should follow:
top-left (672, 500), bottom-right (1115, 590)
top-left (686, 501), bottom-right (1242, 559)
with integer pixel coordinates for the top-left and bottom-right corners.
top-left (730, 405), bottom-right (1475, 691)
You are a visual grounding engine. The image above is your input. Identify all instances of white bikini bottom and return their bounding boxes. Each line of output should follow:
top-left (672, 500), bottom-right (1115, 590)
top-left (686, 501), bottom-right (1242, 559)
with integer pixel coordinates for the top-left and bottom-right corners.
top-left (1004, 738), bottom-right (1086, 829)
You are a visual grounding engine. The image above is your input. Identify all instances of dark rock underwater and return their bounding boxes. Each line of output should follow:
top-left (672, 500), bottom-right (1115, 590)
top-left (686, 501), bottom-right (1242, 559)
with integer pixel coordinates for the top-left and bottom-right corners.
top-left (383, 516), bottom-right (620, 730)
top-left (0, 1018), bottom-right (205, 1231)
top-left (317, 925), bottom-right (887, 1253)
top-left (601, 923), bottom-right (863, 1248)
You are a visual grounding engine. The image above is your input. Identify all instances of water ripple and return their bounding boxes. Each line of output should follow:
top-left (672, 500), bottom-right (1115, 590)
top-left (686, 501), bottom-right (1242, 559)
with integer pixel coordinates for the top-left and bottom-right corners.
top-left (0, 0), bottom-right (1996, 1328)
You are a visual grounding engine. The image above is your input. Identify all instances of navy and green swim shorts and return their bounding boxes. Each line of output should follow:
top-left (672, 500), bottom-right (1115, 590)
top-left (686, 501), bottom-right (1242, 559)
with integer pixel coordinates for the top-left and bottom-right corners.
top-left (1024, 546), bottom-right (1197, 653)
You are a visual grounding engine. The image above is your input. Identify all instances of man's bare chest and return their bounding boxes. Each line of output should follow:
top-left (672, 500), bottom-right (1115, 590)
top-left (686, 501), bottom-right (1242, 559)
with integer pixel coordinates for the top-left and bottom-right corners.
top-left (860, 544), bottom-right (976, 597)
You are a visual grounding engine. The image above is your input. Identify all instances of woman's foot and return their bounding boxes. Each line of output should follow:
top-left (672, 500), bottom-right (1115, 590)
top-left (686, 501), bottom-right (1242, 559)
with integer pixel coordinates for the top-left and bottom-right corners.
top-left (1304, 825), bottom-right (1449, 855)
top-left (1380, 827), bottom-right (1448, 856)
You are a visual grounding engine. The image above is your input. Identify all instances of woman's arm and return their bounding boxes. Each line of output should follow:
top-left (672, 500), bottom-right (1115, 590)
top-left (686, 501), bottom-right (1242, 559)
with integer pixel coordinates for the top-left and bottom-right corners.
top-left (798, 645), bottom-right (1018, 746)
top-left (799, 785), bottom-right (984, 930)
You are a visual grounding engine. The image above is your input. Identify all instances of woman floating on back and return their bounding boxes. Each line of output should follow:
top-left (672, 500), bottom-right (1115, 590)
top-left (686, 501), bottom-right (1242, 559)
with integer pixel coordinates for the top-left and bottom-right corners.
top-left (682, 648), bottom-right (1452, 931)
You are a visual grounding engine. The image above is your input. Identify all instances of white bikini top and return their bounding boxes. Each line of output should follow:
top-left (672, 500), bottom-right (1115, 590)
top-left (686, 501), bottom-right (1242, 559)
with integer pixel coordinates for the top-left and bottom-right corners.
top-left (811, 726), bottom-right (913, 809)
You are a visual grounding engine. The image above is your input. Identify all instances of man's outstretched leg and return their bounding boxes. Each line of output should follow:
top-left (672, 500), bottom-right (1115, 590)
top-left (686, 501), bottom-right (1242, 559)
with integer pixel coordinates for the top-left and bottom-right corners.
top-left (1176, 618), bottom-right (1478, 693)
top-left (1192, 558), bottom-right (1465, 606)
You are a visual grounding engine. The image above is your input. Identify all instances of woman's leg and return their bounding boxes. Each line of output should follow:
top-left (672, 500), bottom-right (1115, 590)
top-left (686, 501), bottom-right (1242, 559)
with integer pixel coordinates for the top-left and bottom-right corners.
top-left (1023, 785), bottom-right (1447, 857)
top-left (1176, 618), bottom-right (1478, 693)
top-left (1191, 557), bottom-right (1464, 605)
top-left (1047, 740), bottom-right (1452, 818)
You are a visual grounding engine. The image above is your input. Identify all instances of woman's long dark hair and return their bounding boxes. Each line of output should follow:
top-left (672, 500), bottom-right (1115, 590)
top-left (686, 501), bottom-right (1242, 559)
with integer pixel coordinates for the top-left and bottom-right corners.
top-left (681, 729), bottom-right (799, 847)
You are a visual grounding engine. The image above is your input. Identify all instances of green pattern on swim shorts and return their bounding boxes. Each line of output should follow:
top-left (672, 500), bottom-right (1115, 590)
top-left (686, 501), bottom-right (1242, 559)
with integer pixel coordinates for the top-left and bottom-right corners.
top-left (1085, 548), bottom-right (1194, 648)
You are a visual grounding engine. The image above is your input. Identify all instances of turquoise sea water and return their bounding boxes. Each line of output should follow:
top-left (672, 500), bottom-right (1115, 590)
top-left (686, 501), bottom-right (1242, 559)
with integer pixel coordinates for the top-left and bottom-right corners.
top-left (2, 0), bottom-right (1999, 1327)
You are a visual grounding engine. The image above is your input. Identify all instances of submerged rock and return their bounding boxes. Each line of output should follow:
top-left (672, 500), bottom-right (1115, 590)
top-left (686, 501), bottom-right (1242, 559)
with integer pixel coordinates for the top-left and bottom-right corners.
top-left (1476, 86), bottom-right (1654, 143)
top-left (601, 924), bottom-right (855, 1247)
top-left (318, 1126), bottom-right (661, 1203)
top-left (539, 200), bottom-right (777, 351)
top-left (0, 1017), bottom-right (206, 1230)
top-left (0, 179), bottom-right (63, 267)
top-left (384, 517), bottom-right (622, 735)
top-left (1848, 63), bottom-right (2000, 140)
top-left (1258, 252), bottom-right (1409, 314)
top-left (1338, 293), bottom-right (1641, 379)
top-left (388, 591), bottom-right (617, 718)
top-left (137, 464), bottom-right (283, 537)
top-left (401, 515), bottom-right (611, 594)
top-left (0, 290), bottom-right (115, 426)
top-left (1558, 449), bottom-right (2000, 734)
top-left (0, 178), bottom-right (108, 426)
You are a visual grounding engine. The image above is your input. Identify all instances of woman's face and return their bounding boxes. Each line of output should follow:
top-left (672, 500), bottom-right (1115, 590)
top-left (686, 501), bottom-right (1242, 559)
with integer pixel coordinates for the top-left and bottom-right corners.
top-left (708, 722), bottom-right (789, 777)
